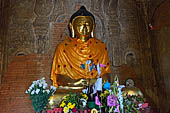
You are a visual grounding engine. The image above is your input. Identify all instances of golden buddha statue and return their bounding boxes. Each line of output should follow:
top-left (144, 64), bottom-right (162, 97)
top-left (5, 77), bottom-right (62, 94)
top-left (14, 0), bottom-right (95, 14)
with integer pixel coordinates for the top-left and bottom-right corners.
top-left (50, 6), bottom-right (111, 89)
top-left (122, 79), bottom-right (143, 97)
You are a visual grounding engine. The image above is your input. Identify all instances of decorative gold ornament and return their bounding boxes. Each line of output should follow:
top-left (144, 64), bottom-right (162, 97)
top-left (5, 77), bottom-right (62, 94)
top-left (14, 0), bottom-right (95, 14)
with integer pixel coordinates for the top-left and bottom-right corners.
top-left (122, 87), bottom-right (143, 97)
top-left (122, 79), bottom-right (143, 97)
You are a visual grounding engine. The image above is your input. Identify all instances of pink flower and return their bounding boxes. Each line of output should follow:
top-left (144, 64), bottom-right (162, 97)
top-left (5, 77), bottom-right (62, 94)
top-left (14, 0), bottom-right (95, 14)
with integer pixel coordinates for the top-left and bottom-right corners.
top-left (107, 95), bottom-right (118, 107)
top-left (142, 103), bottom-right (148, 108)
top-left (95, 96), bottom-right (102, 106)
top-left (100, 63), bottom-right (106, 67)
top-left (72, 107), bottom-right (77, 112)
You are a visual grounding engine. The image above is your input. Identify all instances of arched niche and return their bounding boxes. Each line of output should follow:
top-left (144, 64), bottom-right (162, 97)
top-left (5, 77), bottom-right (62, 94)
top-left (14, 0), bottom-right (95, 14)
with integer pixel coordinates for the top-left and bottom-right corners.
top-left (14, 50), bottom-right (30, 56)
top-left (124, 50), bottom-right (137, 67)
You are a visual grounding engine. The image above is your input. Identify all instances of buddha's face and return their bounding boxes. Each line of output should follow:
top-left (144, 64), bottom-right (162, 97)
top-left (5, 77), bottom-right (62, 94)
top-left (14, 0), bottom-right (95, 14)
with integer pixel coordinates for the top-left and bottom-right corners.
top-left (72, 16), bottom-right (94, 42)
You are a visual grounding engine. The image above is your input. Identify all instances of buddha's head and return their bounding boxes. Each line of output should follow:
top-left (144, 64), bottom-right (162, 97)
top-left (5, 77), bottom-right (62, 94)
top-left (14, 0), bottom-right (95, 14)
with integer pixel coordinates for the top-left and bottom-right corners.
top-left (69, 6), bottom-right (95, 42)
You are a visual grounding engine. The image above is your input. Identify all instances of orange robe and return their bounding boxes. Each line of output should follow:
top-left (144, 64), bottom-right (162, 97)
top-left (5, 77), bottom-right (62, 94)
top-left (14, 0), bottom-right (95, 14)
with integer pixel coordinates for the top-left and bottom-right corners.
top-left (51, 36), bottom-right (111, 87)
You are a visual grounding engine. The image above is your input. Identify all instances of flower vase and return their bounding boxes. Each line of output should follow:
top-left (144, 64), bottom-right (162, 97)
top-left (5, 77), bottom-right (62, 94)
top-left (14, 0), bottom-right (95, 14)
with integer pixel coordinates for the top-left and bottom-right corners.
top-left (31, 94), bottom-right (49, 112)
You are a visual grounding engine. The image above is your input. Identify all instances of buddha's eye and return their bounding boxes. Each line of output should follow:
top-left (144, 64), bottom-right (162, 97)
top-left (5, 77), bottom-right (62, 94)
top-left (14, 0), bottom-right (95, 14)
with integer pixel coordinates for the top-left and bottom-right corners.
top-left (77, 24), bottom-right (82, 27)
top-left (76, 23), bottom-right (82, 27)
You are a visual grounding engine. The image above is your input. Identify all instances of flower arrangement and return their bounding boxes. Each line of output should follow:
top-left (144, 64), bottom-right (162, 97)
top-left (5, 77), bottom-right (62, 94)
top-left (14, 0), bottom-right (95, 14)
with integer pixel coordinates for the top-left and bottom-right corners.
top-left (99, 89), bottom-right (110, 108)
top-left (123, 94), bottom-right (144, 113)
top-left (46, 75), bottom-right (150, 113)
top-left (25, 77), bottom-right (56, 112)
top-left (59, 92), bottom-right (88, 113)
top-left (91, 75), bottom-right (148, 113)
top-left (99, 76), bottom-right (122, 113)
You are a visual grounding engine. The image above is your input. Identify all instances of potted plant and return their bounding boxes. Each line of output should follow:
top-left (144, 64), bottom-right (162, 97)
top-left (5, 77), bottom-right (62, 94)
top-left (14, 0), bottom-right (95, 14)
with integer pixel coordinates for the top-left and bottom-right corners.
top-left (25, 77), bottom-right (56, 113)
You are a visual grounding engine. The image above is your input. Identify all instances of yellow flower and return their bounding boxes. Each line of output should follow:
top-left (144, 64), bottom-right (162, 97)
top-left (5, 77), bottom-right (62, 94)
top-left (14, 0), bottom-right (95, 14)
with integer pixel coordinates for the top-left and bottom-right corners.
top-left (100, 93), bottom-right (104, 97)
top-left (60, 101), bottom-right (66, 107)
top-left (63, 96), bottom-right (67, 100)
top-left (70, 103), bottom-right (75, 109)
top-left (67, 102), bottom-right (72, 109)
top-left (82, 94), bottom-right (88, 100)
top-left (104, 90), bottom-right (109, 95)
top-left (63, 106), bottom-right (69, 113)
top-left (67, 102), bottom-right (75, 109)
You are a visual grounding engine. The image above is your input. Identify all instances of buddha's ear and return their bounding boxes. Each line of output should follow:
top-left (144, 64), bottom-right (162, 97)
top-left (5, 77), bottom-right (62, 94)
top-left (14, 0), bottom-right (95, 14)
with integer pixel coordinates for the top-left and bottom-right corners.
top-left (69, 22), bottom-right (75, 38)
top-left (91, 23), bottom-right (96, 38)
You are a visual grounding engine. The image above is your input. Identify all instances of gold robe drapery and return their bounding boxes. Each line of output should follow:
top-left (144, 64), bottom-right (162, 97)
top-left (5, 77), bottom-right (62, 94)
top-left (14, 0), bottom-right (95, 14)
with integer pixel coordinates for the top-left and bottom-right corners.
top-left (51, 36), bottom-right (110, 87)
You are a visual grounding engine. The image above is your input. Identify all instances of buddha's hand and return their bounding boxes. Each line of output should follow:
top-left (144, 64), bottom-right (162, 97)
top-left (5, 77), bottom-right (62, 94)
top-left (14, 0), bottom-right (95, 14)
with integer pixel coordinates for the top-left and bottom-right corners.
top-left (68, 79), bottom-right (88, 86)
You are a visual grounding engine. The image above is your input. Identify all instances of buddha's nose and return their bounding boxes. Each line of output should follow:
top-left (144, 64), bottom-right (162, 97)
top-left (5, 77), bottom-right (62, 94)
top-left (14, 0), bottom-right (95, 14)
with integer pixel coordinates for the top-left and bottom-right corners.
top-left (82, 24), bottom-right (88, 32)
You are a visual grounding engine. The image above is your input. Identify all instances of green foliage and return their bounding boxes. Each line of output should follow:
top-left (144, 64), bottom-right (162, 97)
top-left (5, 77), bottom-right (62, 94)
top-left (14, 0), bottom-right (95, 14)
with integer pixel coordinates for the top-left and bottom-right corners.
top-left (66, 92), bottom-right (83, 110)
top-left (31, 93), bottom-right (49, 112)
top-left (112, 75), bottom-right (119, 96)
top-left (25, 78), bottom-right (56, 112)
top-left (123, 95), bottom-right (144, 113)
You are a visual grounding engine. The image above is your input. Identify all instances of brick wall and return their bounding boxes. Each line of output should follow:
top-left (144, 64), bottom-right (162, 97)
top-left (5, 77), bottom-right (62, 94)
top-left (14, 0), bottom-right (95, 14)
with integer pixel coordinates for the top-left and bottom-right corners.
top-left (0, 55), bottom-right (38, 113)
top-left (0, 22), bottom-right (67, 113)
top-left (0, 54), bottom-right (57, 113)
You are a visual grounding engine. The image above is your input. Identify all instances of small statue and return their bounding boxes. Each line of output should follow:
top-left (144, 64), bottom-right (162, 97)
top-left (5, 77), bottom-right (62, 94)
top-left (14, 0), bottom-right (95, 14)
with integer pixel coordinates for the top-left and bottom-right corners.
top-left (122, 79), bottom-right (143, 97)
top-left (50, 6), bottom-right (111, 88)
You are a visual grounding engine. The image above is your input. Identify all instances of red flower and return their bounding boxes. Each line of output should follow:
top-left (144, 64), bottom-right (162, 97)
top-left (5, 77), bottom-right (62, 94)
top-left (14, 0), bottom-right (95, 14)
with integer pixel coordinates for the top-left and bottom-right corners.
top-left (72, 107), bottom-right (77, 112)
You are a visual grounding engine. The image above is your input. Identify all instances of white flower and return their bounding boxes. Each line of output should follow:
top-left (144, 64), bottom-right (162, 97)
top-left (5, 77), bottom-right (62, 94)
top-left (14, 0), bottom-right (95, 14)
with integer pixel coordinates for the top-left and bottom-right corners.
top-left (43, 83), bottom-right (48, 89)
top-left (28, 89), bottom-right (31, 92)
top-left (80, 98), bottom-right (87, 107)
top-left (29, 84), bottom-right (35, 89)
top-left (37, 80), bottom-right (40, 84)
top-left (43, 90), bottom-right (45, 93)
top-left (29, 86), bottom-right (33, 90)
top-left (31, 90), bottom-right (35, 95)
top-left (46, 89), bottom-right (50, 94)
top-left (43, 85), bottom-right (46, 89)
top-left (108, 89), bottom-right (112, 94)
top-left (138, 103), bottom-right (142, 109)
top-left (117, 85), bottom-right (125, 112)
top-left (41, 80), bottom-right (46, 84)
top-left (39, 83), bottom-right (42, 87)
top-left (33, 81), bottom-right (38, 85)
top-left (33, 81), bottom-right (36, 84)
top-left (36, 89), bottom-right (40, 94)
top-left (82, 89), bottom-right (88, 94)
top-left (25, 90), bottom-right (28, 94)
top-left (50, 86), bottom-right (56, 91)
top-left (40, 78), bottom-right (46, 84)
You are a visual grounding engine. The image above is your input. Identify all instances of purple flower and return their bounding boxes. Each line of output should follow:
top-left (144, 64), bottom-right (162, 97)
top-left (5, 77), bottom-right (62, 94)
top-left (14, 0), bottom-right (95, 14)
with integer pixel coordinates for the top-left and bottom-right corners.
top-left (72, 107), bottom-right (77, 112)
top-left (107, 95), bottom-right (118, 107)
